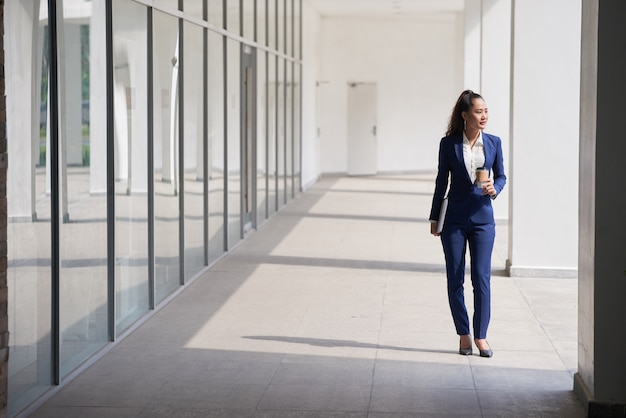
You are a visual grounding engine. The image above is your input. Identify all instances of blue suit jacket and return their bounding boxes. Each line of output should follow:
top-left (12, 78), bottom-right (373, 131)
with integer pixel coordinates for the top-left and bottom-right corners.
top-left (429, 132), bottom-right (506, 225)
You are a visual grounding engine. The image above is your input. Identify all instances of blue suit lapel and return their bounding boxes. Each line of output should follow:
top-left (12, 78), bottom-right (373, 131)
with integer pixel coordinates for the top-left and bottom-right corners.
top-left (453, 135), bottom-right (472, 183)
top-left (482, 134), bottom-right (493, 170)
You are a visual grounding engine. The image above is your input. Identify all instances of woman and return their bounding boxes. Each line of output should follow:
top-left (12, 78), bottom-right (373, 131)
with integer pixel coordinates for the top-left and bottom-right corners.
top-left (429, 90), bottom-right (506, 357)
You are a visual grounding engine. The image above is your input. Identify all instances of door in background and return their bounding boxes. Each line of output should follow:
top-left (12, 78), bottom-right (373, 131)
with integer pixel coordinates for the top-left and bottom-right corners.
top-left (347, 82), bottom-right (377, 175)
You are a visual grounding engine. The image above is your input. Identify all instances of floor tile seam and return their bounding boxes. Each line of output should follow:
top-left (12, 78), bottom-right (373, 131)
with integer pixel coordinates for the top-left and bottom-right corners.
top-left (475, 387), bottom-right (580, 395)
top-left (366, 275), bottom-right (390, 416)
top-left (252, 308), bottom-right (308, 414)
top-left (247, 364), bottom-right (284, 417)
top-left (510, 278), bottom-right (574, 374)
top-left (255, 407), bottom-right (369, 416)
top-left (46, 390), bottom-right (162, 410)
top-left (369, 383), bottom-right (479, 391)
top-left (39, 404), bottom-right (146, 413)
top-left (466, 354), bottom-right (484, 417)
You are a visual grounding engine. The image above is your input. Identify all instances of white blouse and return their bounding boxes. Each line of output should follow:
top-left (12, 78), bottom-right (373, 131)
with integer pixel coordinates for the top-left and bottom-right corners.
top-left (462, 130), bottom-right (485, 183)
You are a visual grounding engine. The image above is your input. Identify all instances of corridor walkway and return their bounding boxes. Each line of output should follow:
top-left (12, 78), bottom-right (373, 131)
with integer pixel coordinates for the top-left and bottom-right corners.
top-left (28, 174), bottom-right (584, 417)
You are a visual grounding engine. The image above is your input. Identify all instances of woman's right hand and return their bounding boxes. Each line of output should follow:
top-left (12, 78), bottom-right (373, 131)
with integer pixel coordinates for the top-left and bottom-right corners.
top-left (430, 222), bottom-right (440, 237)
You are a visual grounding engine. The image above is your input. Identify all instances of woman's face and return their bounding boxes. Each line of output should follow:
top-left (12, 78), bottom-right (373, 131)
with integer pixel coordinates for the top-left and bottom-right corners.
top-left (462, 98), bottom-right (488, 131)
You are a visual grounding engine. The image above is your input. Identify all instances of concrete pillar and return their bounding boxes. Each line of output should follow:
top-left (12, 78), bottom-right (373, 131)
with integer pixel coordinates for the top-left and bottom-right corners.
top-left (89, 0), bottom-right (107, 194)
top-left (479, 0), bottom-right (511, 221)
top-left (64, 24), bottom-right (82, 166)
top-left (507, 0), bottom-right (581, 277)
top-left (575, 1), bottom-right (626, 415)
top-left (464, 0), bottom-right (481, 90)
top-left (5, 1), bottom-right (39, 220)
top-left (462, 1), bottom-right (511, 222)
top-left (0, 1), bottom-right (9, 415)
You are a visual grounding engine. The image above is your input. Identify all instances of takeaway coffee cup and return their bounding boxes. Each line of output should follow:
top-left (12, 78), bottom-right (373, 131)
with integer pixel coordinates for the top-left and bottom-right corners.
top-left (476, 168), bottom-right (489, 187)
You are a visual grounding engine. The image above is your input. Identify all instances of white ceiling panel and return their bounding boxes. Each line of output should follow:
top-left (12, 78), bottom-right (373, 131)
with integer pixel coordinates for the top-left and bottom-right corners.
top-left (306, 0), bottom-right (465, 17)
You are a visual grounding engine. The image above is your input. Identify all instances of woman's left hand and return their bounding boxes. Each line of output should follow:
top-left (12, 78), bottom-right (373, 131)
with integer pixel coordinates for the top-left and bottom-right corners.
top-left (481, 178), bottom-right (497, 197)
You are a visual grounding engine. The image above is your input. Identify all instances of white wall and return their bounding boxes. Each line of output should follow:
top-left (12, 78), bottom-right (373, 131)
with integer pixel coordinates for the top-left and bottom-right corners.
top-left (301, 1), bottom-right (321, 190)
top-left (508, 0), bottom-right (581, 276)
top-left (315, 14), bottom-right (463, 174)
top-left (471, 0), bottom-right (512, 220)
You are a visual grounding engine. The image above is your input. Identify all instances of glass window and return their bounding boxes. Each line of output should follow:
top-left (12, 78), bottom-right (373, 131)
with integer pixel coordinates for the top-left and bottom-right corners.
top-left (207, 0), bottom-right (223, 29)
top-left (294, 0), bottom-right (301, 60)
top-left (277, 0), bottom-right (284, 54)
top-left (183, 21), bottom-right (206, 279)
top-left (267, 0), bottom-right (276, 50)
top-left (113, 0), bottom-right (149, 335)
top-left (154, 0), bottom-right (180, 12)
top-left (152, 11), bottom-right (181, 303)
top-left (286, 0), bottom-right (292, 57)
top-left (257, 0), bottom-right (267, 46)
top-left (267, 54), bottom-right (277, 216)
top-left (207, 30), bottom-right (225, 263)
top-left (285, 61), bottom-right (293, 199)
top-left (226, 39), bottom-right (241, 248)
top-left (293, 63), bottom-right (301, 193)
top-left (6, 0), bottom-right (52, 413)
top-left (256, 51), bottom-right (267, 223)
top-left (226, 0), bottom-right (240, 35)
top-left (276, 57), bottom-right (285, 208)
top-left (242, 0), bottom-right (254, 41)
top-left (58, 0), bottom-right (108, 377)
top-left (184, 1), bottom-right (204, 20)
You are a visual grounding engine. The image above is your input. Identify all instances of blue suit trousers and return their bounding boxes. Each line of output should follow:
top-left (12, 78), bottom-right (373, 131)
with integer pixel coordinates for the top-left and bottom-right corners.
top-left (441, 221), bottom-right (495, 339)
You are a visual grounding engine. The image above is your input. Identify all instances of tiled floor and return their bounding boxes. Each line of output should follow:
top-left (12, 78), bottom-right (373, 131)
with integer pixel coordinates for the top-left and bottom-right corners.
top-left (26, 174), bottom-right (585, 417)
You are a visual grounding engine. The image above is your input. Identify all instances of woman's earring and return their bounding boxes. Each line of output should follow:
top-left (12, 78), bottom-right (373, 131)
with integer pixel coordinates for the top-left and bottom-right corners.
top-left (463, 119), bottom-right (466, 130)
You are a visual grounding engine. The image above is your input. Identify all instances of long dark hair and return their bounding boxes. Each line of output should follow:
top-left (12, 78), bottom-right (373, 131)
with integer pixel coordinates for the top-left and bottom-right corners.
top-left (446, 89), bottom-right (484, 137)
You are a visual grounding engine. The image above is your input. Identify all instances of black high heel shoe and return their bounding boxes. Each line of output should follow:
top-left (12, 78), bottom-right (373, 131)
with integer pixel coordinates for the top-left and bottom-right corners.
top-left (475, 339), bottom-right (493, 358)
top-left (459, 336), bottom-right (473, 355)
top-left (479, 348), bottom-right (493, 357)
top-left (459, 345), bottom-right (473, 356)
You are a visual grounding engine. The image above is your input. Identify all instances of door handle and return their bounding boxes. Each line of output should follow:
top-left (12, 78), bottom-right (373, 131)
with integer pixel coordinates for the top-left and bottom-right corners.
top-left (372, 126), bottom-right (377, 136)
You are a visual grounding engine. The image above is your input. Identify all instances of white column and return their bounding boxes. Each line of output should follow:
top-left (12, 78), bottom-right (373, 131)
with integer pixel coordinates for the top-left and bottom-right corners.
top-left (480, 0), bottom-right (511, 222)
top-left (575, 1), bottom-right (626, 413)
top-left (5, 1), bottom-right (39, 220)
top-left (89, 0), bottom-right (107, 194)
top-left (127, 22), bottom-right (149, 193)
top-left (464, 0), bottom-right (481, 90)
top-left (507, 0), bottom-right (581, 277)
top-left (64, 24), bottom-right (83, 166)
top-left (300, 1), bottom-right (321, 189)
top-left (462, 1), bottom-right (511, 221)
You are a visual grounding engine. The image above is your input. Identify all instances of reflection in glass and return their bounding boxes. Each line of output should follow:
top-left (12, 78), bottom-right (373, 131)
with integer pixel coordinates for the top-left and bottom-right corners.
top-left (226, 39), bottom-right (242, 249)
top-left (294, 0), bottom-right (301, 60)
top-left (226, 0), bottom-right (240, 35)
top-left (257, 0), bottom-right (267, 46)
top-left (58, 0), bottom-right (108, 377)
top-left (6, 1), bottom-right (52, 413)
top-left (286, 61), bottom-right (293, 199)
top-left (294, 64), bottom-right (302, 193)
top-left (242, 0), bottom-right (254, 41)
top-left (4, 0), bottom-right (304, 413)
top-left (268, 0), bottom-right (276, 49)
top-left (267, 54), bottom-right (277, 216)
top-left (184, 1), bottom-right (204, 20)
top-left (207, 30), bottom-right (225, 263)
top-left (277, 0), bottom-right (284, 54)
top-left (113, 0), bottom-right (149, 335)
top-left (183, 21), bottom-right (206, 279)
top-left (256, 51), bottom-right (267, 223)
top-left (154, 0), bottom-right (179, 12)
top-left (277, 57), bottom-right (285, 208)
top-left (286, 0), bottom-right (292, 56)
top-left (153, 11), bottom-right (181, 302)
top-left (207, 0), bottom-right (224, 29)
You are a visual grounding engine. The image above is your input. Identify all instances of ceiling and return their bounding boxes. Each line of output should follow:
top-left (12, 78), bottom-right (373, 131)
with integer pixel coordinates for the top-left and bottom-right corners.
top-left (306, 0), bottom-right (465, 17)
